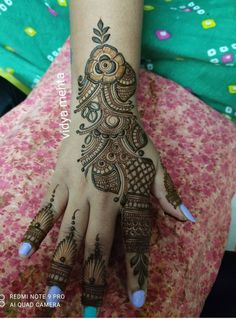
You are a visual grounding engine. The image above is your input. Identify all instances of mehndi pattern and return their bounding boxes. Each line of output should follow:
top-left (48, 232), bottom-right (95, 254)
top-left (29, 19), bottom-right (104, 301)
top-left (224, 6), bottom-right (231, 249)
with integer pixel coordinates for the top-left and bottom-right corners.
top-left (76, 20), bottom-right (156, 294)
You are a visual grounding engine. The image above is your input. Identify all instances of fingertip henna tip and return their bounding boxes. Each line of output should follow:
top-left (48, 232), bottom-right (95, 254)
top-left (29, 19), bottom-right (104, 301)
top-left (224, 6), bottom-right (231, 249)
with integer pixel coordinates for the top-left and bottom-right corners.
top-left (18, 242), bottom-right (32, 257)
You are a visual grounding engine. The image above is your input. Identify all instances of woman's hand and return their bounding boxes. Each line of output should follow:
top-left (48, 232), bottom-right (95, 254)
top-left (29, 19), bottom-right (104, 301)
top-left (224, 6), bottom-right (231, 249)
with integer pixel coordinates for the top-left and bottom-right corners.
top-left (18, 8), bottom-right (195, 317)
top-left (18, 124), bottom-right (194, 315)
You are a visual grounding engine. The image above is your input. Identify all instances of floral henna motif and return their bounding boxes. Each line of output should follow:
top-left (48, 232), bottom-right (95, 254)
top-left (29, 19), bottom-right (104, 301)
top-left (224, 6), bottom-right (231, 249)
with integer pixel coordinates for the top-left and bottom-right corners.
top-left (47, 209), bottom-right (80, 290)
top-left (75, 20), bottom-right (156, 293)
top-left (81, 234), bottom-right (106, 307)
top-left (22, 185), bottom-right (59, 250)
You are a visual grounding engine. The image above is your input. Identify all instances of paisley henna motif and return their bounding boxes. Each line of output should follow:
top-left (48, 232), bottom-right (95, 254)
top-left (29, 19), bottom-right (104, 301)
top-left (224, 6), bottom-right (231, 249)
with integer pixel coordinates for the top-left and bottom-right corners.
top-left (22, 185), bottom-right (59, 249)
top-left (76, 20), bottom-right (156, 296)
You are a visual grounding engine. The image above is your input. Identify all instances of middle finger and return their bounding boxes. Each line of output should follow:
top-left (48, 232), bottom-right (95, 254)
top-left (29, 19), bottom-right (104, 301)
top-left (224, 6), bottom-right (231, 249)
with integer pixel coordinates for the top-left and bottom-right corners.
top-left (81, 195), bottom-right (119, 317)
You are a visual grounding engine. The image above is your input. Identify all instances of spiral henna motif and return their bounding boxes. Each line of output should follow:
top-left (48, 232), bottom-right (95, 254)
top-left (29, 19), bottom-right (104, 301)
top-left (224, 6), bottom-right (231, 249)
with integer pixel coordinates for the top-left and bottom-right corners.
top-left (47, 210), bottom-right (80, 290)
top-left (76, 20), bottom-right (156, 301)
top-left (22, 185), bottom-right (58, 249)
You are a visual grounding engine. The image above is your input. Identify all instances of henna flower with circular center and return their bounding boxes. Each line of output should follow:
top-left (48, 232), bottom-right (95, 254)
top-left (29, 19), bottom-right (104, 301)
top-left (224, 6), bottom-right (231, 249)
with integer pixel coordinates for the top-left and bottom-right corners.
top-left (86, 45), bottom-right (126, 84)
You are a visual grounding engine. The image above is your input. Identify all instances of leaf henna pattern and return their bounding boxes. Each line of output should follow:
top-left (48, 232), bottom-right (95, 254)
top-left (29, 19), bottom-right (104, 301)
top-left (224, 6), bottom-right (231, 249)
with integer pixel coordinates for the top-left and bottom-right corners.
top-left (22, 185), bottom-right (59, 249)
top-left (130, 253), bottom-right (149, 288)
top-left (75, 20), bottom-right (156, 297)
top-left (81, 234), bottom-right (106, 307)
top-left (47, 209), bottom-right (81, 290)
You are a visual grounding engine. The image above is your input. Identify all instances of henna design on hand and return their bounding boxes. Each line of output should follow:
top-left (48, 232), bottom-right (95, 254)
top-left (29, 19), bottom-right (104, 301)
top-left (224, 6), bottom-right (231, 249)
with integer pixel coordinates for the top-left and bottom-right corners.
top-left (47, 209), bottom-right (81, 290)
top-left (162, 162), bottom-right (181, 209)
top-left (81, 234), bottom-right (106, 307)
top-left (121, 158), bottom-right (154, 289)
top-left (75, 20), bottom-right (156, 292)
top-left (22, 185), bottom-right (59, 250)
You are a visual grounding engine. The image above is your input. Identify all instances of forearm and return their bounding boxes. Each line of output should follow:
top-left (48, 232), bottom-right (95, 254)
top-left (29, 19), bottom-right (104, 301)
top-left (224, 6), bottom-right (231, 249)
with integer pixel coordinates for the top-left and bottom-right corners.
top-left (69, 0), bottom-right (144, 116)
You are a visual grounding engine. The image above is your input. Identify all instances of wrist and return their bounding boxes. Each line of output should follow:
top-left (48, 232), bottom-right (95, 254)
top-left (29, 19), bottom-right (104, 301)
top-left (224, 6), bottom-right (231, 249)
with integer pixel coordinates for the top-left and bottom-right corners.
top-left (68, 17), bottom-right (143, 140)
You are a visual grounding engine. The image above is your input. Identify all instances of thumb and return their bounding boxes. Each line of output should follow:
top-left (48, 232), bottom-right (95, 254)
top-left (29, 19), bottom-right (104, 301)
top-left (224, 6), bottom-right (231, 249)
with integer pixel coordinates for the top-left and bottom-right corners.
top-left (152, 157), bottom-right (196, 222)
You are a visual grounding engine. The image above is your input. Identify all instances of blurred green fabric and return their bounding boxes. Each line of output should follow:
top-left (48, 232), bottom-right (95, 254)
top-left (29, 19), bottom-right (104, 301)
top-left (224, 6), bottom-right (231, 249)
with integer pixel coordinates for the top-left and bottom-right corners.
top-left (142, 0), bottom-right (236, 122)
top-left (0, 0), bottom-right (69, 93)
top-left (0, 0), bottom-right (235, 122)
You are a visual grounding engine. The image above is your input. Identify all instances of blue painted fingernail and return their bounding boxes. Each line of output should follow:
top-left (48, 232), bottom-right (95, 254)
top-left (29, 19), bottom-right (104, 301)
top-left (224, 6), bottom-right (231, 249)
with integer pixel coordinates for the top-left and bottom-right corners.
top-left (18, 242), bottom-right (32, 256)
top-left (179, 204), bottom-right (196, 222)
top-left (83, 306), bottom-right (97, 318)
top-left (131, 290), bottom-right (146, 308)
top-left (46, 286), bottom-right (63, 307)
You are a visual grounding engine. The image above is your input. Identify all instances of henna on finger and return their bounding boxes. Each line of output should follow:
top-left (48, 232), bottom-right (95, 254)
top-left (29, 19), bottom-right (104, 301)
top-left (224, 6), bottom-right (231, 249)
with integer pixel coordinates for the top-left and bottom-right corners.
top-left (47, 209), bottom-right (81, 290)
top-left (81, 234), bottom-right (106, 307)
top-left (121, 199), bottom-right (152, 289)
top-left (121, 157), bottom-right (155, 289)
top-left (22, 185), bottom-right (59, 250)
top-left (161, 160), bottom-right (182, 209)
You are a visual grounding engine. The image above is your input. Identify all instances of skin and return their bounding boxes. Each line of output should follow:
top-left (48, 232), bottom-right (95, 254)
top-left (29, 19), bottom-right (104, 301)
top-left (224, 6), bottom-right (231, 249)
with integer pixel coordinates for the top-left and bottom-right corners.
top-left (19, 0), bottom-right (193, 315)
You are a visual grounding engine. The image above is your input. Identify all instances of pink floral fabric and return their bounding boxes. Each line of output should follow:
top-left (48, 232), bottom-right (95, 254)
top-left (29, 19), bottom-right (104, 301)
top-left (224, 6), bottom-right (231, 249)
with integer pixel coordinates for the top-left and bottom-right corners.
top-left (0, 39), bottom-right (236, 318)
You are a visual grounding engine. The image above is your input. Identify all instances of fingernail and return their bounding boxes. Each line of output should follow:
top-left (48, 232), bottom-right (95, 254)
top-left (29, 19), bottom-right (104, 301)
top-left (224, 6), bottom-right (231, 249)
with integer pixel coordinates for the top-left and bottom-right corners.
top-left (179, 204), bottom-right (196, 222)
top-left (131, 290), bottom-right (146, 308)
top-left (18, 242), bottom-right (32, 256)
top-left (83, 306), bottom-right (97, 318)
top-left (46, 286), bottom-right (63, 307)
